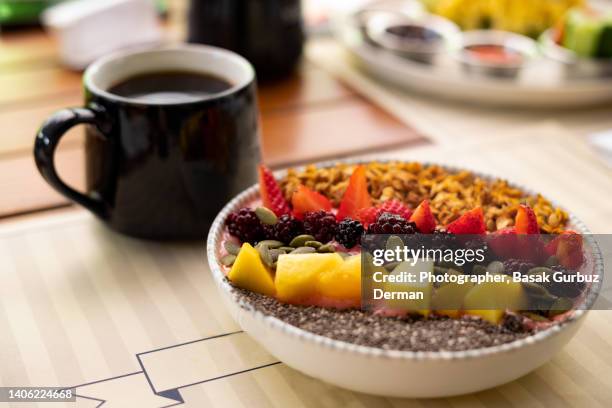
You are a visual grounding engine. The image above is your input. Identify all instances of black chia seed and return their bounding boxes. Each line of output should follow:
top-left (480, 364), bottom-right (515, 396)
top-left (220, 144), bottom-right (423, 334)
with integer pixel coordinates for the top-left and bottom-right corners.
top-left (231, 286), bottom-right (533, 352)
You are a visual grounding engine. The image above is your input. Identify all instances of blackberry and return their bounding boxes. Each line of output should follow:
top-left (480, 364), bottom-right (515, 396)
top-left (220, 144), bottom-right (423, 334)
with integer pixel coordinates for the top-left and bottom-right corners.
top-left (368, 212), bottom-right (418, 235)
top-left (273, 214), bottom-right (304, 244)
top-left (336, 218), bottom-right (364, 249)
top-left (303, 210), bottom-right (337, 243)
top-left (226, 208), bottom-right (264, 244)
top-left (503, 259), bottom-right (535, 276)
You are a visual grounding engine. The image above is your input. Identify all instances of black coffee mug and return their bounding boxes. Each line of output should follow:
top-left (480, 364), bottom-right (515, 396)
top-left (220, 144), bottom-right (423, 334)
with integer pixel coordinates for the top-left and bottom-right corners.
top-left (34, 45), bottom-right (260, 240)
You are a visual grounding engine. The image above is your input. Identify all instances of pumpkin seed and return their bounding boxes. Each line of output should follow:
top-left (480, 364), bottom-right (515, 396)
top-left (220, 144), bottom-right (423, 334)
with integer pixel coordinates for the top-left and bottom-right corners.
top-left (258, 240), bottom-right (284, 249)
top-left (224, 241), bottom-right (241, 256)
top-left (549, 297), bottom-right (573, 317)
top-left (257, 245), bottom-right (274, 267)
top-left (386, 235), bottom-right (404, 251)
top-left (522, 282), bottom-right (551, 297)
top-left (545, 255), bottom-right (560, 268)
top-left (220, 254), bottom-right (236, 267)
top-left (385, 261), bottom-right (401, 271)
top-left (522, 312), bottom-right (548, 322)
top-left (279, 246), bottom-right (295, 252)
top-left (472, 265), bottom-right (488, 276)
top-left (487, 261), bottom-right (505, 275)
top-left (528, 266), bottom-right (553, 276)
top-left (434, 266), bottom-right (448, 275)
top-left (304, 240), bottom-right (323, 249)
top-left (268, 248), bottom-right (283, 262)
top-left (290, 246), bottom-right (317, 254)
top-left (318, 244), bottom-right (336, 253)
top-left (289, 235), bottom-right (315, 247)
top-left (255, 207), bottom-right (278, 225)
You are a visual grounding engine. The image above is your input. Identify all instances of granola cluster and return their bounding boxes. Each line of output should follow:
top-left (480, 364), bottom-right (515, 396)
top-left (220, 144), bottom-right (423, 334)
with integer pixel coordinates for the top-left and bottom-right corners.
top-left (280, 162), bottom-right (568, 233)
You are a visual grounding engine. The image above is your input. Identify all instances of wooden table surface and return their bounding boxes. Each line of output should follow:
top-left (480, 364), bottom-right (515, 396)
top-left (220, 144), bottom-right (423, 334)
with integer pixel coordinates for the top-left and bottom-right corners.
top-left (0, 0), bottom-right (426, 221)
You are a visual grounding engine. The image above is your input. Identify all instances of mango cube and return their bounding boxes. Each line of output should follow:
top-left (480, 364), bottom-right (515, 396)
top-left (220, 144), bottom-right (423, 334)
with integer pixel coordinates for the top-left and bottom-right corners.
top-left (317, 254), bottom-right (361, 301)
top-left (227, 243), bottom-right (275, 297)
top-left (463, 275), bottom-right (527, 324)
top-left (383, 260), bottom-right (433, 316)
top-left (431, 281), bottom-right (474, 318)
top-left (275, 253), bottom-right (344, 303)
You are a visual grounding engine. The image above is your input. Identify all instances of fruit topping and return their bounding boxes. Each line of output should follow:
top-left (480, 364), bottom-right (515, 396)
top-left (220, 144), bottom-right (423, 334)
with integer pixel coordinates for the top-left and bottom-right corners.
top-left (515, 205), bottom-right (539, 234)
top-left (228, 243), bottom-right (276, 297)
top-left (356, 206), bottom-right (379, 227)
top-left (378, 199), bottom-right (413, 220)
top-left (463, 276), bottom-right (528, 324)
top-left (368, 212), bottom-right (418, 234)
top-left (502, 258), bottom-right (536, 275)
top-left (258, 165), bottom-right (291, 216)
top-left (272, 214), bottom-right (304, 244)
top-left (226, 208), bottom-right (264, 244)
top-left (409, 200), bottom-right (436, 233)
top-left (336, 165), bottom-right (372, 221)
top-left (291, 185), bottom-right (332, 219)
top-left (303, 210), bottom-right (338, 243)
top-left (546, 231), bottom-right (584, 270)
top-left (275, 253), bottom-right (344, 303)
top-left (317, 254), bottom-right (361, 303)
top-left (446, 207), bottom-right (486, 235)
top-left (335, 218), bottom-right (365, 249)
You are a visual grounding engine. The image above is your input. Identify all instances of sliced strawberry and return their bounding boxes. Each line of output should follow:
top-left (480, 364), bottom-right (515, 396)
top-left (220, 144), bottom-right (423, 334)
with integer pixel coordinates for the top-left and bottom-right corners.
top-left (357, 206), bottom-right (378, 227)
top-left (291, 185), bottom-right (332, 220)
top-left (336, 165), bottom-right (372, 221)
top-left (515, 205), bottom-right (539, 235)
top-left (546, 231), bottom-right (584, 269)
top-left (409, 200), bottom-right (436, 233)
top-left (378, 199), bottom-right (413, 220)
top-left (488, 226), bottom-right (518, 259)
top-left (446, 207), bottom-right (486, 235)
top-left (258, 165), bottom-right (290, 216)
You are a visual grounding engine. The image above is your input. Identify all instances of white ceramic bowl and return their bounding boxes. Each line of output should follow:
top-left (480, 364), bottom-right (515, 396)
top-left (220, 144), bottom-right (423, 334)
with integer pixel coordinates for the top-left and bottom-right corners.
top-left (206, 161), bottom-right (601, 398)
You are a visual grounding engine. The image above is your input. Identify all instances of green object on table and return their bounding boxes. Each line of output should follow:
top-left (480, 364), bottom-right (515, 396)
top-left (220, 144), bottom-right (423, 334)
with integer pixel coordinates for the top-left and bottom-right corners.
top-left (0, 0), bottom-right (167, 26)
top-left (562, 8), bottom-right (612, 59)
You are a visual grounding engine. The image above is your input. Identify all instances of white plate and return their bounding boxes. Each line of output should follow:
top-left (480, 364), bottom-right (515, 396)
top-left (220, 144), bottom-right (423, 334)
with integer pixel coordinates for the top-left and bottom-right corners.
top-left (206, 160), bottom-right (602, 397)
top-left (333, 13), bottom-right (612, 108)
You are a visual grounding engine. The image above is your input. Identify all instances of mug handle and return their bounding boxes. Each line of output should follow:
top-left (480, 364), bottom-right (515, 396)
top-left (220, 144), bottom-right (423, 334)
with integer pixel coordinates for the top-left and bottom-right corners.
top-left (34, 106), bottom-right (108, 218)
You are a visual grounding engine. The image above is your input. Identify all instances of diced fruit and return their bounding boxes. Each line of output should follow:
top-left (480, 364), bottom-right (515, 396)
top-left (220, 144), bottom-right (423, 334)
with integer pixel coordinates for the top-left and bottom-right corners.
top-left (275, 253), bottom-right (344, 303)
top-left (432, 281), bottom-right (474, 318)
top-left (317, 254), bottom-right (361, 302)
top-left (378, 199), bottom-right (413, 220)
top-left (291, 185), bottom-right (332, 219)
top-left (336, 165), bottom-right (372, 221)
top-left (258, 165), bottom-right (290, 216)
top-left (383, 260), bottom-right (433, 316)
top-left (463, 275), bottom-right (527, 324)
top-left (409, 200), bottom-right (436, 233)
top-left (488, 226), bottom-right (518, 259)
top-left (357, 206), bottom-right (378, 227)
top-left (515, 205), bottom-right (539, 234)
top-left (446, 207), bottom-right (486, 235)
top-left (546, 231), bottom-right (584, 270)
top-left (227, 243), bottom-right (275, 297)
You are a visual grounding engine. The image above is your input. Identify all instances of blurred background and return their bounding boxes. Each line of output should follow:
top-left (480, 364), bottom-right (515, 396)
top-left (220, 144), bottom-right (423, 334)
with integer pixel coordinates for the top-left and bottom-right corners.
top-left (0, 0), bottom-right (611, 221)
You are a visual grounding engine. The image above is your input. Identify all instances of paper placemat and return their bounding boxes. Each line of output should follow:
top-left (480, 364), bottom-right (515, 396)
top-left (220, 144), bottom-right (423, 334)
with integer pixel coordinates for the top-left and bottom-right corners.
top-left (1, 124), bottom-right (611, 408)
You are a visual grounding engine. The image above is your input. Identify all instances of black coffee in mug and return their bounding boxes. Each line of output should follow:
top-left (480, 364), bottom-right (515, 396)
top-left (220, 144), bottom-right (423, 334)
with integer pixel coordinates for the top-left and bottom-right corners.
top-left (35, 46), bottom-right (261, 240)
top-left (108, 71), bottom-right (232, 103)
